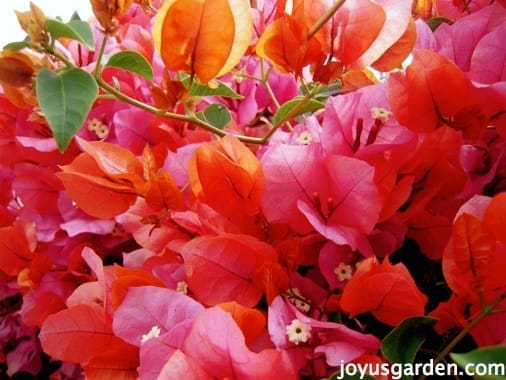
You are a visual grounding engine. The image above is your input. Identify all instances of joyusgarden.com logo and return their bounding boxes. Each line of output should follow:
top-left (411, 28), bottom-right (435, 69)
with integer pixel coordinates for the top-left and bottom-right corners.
top-left (334, 359), bottom-right (506, 379)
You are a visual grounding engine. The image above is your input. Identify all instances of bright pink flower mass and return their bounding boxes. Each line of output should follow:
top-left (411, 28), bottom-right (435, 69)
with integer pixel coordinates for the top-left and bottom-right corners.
top-left (1, 0), bottom-right (505, 378)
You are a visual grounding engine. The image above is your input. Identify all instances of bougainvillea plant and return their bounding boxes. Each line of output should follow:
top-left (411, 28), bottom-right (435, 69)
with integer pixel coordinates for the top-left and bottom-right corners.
top-left (0, 0), bottom-right (505, 378)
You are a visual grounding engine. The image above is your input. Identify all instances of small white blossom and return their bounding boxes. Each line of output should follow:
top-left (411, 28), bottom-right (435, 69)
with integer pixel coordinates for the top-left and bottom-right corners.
top-left (285, 319), bottom-right (312, 345)
top-left (334, 262), bottom-right (353, 282)
top-left (176, 281), bottom-right (188, 294)
top-left (370, 107), bottom-right (392, 123)
top-left (288, 288), bottom-right (311, 312)
top-left (296, 131), bottom-right (313, 145)
top-left (87, 118), bottom-right (109, 139)
top-left (293, 299), bottom-right (311, 313)
top-left (141, 325), bottom-right (161, 343)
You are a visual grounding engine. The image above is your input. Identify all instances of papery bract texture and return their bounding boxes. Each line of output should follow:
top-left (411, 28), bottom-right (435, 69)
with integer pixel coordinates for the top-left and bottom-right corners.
top-left (181, 307), bottom-right (297, 379)
top-left (340, 257), bottom-right (427, 326)
top-left (153, 0), bottom-right (253, 83)
top-left (179, 234), bottom-right (280, 307)
top-left (113, 286), bottom-right (204, 346)
top-left (189, 135), bottom-right (264, 218)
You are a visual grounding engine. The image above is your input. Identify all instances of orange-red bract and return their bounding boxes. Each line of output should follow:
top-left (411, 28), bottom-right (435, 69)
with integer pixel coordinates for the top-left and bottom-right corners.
top-left (340, 257), bottom-right (427, 326)
top-left (442, 213), bottom-right (494, 297)
top-left (217, 301), bottom-right (266, 345)
top-left (90, 0), bottom-right (134, 33)
top-left (57, 139), bottom-right (181, 218)
top-left (180, 234), bottom-right (279, 307)
top-left (389, 50), bottom-right (489, 139)
top-left (305, 0), bottom-right (386, 66)
top-left (142, 144), bottom-right (181, 211)
top-left (84, 343), bottom-right (139, 380)
top-left (57, 153), bottom-right (139, 219)
top-left (153, 0), bottom-right (253, 83)
top-left (39, 304), bottom-right (138, 364)
top-left (372, 17), bottom-right (417, 72)
top-left (110, 266), bottom-right (166, 310)
top-left (251, 261), bottom-right (290, 304)
top-left (0, 220), bottom-right (36, 276)
top-left (443, 194), bottom-right (506, 300)
top-left (0, 51), bottom-right (36, 88)
top-left (255, 1), bottom-right (322, 76)
top-left (188, 135), bottom-right (264, 218)
top-left (144, 172), bottom-right (181, 211)
top-left (77, 137), bottom-right (144, 178)
top-left (483, 192), bottom-right (506, 243)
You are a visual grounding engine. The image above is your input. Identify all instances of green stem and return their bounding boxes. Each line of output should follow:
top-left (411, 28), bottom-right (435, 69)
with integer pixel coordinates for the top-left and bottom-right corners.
top-left (275, 84), bottom-right (321, 128)
top-left (93, 33), bottom-right (109, 77)
top-left (307, 0), bottom-right (346, 39)
top-left (45, 43), bottom-right (277, 145)
top-left (48, 47), bottom-right (75, 68)
top-left (96, 76), bottom-right (265, 144)
top-left (419, 295), bottom-right (504, 380)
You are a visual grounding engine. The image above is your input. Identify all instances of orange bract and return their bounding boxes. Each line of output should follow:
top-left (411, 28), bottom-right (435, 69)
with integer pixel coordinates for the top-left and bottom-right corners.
top-left (255, 2), bottom-right (322, 76)
top-left (189, 135), bottom-right (264, 218)
top-left (57, 152), bottom-right (140, 219)
top-left (340, 257), bottom-right (427, 326)
top-left (0, 51), bottom-right (36, 88)
top-left (153, 0), bottom-right (253, 83)
top-left (217, 302), bottom-right (266, 345)
top-left (57, 140), bottom-right (181, 218)
top-left (110, 266), bottom-right (166, 309)
top-left (372, 18), bottom-right (417, 72)
top-left (0, 220), bottom-right (36, 277)
top-left (90, 0), bottom-right (135, 33)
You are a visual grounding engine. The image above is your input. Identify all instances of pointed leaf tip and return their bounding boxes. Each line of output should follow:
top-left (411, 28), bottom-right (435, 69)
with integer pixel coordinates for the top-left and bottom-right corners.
top-left (46, 18), bottom-right (94, 49)
top-left (105, 50), bottom-right (153, 80)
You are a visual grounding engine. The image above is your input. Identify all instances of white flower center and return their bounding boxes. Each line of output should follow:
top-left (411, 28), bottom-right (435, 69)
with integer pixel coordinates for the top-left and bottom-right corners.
top-left (296, 131), bottom-right (313, 145)
top-left (176, 281), bottom-right (188, 294)
top-left (370, 107), bottom-right (392, 123)
top-left (286, 319), bottom-right (311, 345)
top-left (334, 262), bottom-right (353, 282)
top-left (87, 118), bottom-right (109, 139)
top-left (141, 325), bottom-right (161, 343)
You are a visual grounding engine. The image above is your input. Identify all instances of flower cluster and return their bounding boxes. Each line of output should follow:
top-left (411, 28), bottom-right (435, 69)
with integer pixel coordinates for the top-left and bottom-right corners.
top-left (0, 0), bottom-right (505, 378)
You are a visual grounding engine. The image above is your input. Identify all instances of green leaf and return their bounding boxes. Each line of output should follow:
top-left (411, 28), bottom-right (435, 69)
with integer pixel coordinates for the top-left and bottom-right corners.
top-left (381, 316), bottom-right (437, 379)
top-left (45, 18), bottom-right (94, 49)
top-left (450, 346), bottom-right (506, 380)
top-left (2, 41), bottom-right (31, 51)
top-left (272, 97), bottom-right (325, 126)
top-left (36, 68), bottom-right (98, 152)
top-left (426, 16), bottom-right (452, 32)
top-left (69, 11), bottom-right (82, 21)
top-left (182, 77), bottom-right (243, 99)
top-left (195, 104), bottom-right (232, 130)
top-left (67, 20), bottom-right (95, 48)
top-left (105, 51), bottom-right (154, 81)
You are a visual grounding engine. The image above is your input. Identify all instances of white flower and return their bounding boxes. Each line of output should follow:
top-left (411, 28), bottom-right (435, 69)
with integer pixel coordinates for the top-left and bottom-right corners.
top-left (87, 118), bottom-right (109, 139)
top-left (296, 131), bottom-right (313, 145)
top-left (288, 288), bottom-right (311, 312)
top-left (176, 281), bottom-right (188, 294)
top-left (293, 298), bottom-right (311, 313)
top-left (334, 262), bottom-right (353, 282)
top-left (141, 325), bottom-right (161, 343)
top-left (370, 107), bottom-right (393, 123)
top-left (286, 319), bottom-right (312, 345)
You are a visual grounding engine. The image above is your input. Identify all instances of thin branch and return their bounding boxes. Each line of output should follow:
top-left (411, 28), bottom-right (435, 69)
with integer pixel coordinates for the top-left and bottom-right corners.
top-left (419, 295), bottom-right (504, 380)
top-left (307, 0), bottom-right (346, 39)
top-left (93, 33), bottom-right (109, 77)
top-left (96, 76), bottom-right (266, 144)
top-left (47, 43), bottom-right (283, 145)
